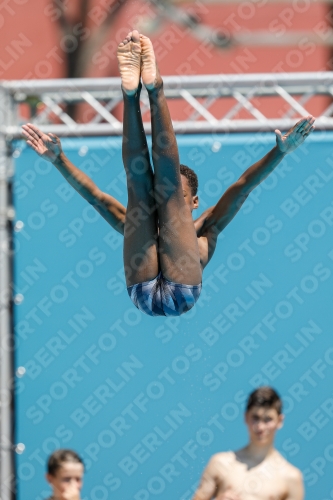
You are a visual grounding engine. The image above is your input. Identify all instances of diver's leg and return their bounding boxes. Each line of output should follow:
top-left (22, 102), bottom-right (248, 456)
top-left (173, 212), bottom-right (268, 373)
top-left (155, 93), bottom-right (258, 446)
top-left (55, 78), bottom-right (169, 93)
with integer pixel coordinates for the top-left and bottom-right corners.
top-left (118, 31), bottom-right (159, 286)
top-left (141, 34), bottom-right (201, 285)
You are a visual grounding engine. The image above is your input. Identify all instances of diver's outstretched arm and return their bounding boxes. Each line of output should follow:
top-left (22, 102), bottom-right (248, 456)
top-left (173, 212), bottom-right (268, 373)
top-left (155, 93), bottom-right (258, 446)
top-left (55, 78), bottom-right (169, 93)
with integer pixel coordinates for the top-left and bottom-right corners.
top-left (200, 115), bottom-right (315, 236)
top-left (22, 123), bottom-right (126, 234)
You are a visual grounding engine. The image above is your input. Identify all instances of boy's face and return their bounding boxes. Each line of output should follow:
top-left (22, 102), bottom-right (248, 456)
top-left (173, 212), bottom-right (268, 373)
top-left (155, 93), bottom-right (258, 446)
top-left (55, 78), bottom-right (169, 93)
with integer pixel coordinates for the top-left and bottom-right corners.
top-left (245, 406), bottom-right (284, 447)
top-left (46, 462), bottom-right (84, 498)
top-left (181, 175), bottom-right (199, 212)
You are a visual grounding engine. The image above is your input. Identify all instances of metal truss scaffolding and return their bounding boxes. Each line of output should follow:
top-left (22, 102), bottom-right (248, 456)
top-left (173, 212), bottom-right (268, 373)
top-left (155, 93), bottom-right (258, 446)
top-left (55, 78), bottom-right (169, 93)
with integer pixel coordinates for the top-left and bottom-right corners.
top-left (2, 72), bottom-right (333, 137)
top-left (1, 71), bottom-right (333, 500)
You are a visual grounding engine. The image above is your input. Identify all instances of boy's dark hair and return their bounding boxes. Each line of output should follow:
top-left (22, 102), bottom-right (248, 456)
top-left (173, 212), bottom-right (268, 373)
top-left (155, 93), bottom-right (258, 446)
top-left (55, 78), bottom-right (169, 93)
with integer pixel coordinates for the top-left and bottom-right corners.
top-left (246, 386), bottom-right (282, 415)
top-left (180, 164), bottom-right (198, 196)
top-left (47, 449), bottom-right (84, 476)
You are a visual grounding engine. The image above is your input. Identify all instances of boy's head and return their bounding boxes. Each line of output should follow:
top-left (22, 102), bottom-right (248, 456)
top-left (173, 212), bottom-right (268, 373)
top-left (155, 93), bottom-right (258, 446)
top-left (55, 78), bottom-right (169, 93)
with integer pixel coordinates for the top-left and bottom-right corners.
top-left (245, 387), bottom-right (284, 446)
top-left (46, 449), bottom-right (84, 498)
top-left (180, 164), bottom-right (199, 211)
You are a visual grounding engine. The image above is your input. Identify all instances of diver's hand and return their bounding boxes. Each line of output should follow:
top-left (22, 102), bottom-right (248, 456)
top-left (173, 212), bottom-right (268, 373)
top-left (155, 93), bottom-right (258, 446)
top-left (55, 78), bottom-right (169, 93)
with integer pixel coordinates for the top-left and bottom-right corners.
top-left (275, 115), bottom-right (315, 154)
top-left (22, 123), bottom-right (62, 162)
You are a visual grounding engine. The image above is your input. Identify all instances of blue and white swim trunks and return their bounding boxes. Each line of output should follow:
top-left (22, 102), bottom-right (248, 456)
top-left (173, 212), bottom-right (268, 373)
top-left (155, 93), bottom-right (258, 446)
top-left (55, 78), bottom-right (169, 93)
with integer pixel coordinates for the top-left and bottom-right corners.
top-left (127, 272), bottom-right (202, 317)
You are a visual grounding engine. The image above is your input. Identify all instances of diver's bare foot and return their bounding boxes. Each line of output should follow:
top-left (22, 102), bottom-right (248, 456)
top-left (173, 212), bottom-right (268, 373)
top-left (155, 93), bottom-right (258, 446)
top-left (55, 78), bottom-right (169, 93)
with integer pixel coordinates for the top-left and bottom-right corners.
top-left (140, 34), bottom-right (162, 91)
top-left (117, 30), bottom-right (141, 96)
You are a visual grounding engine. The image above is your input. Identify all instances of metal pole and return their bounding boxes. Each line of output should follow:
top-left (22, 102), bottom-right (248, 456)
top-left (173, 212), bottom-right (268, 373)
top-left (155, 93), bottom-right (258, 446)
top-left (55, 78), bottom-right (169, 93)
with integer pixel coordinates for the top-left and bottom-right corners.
top-left (0, 84), bottom-right (15, 500)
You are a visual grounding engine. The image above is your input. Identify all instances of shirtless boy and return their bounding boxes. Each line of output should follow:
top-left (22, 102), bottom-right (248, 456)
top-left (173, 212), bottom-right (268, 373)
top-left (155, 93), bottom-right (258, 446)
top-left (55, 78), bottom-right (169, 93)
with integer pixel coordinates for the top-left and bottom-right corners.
top-left (22, 31), bottom-right (315, 317)
top-left (193, 387), bottom-right (304, 500)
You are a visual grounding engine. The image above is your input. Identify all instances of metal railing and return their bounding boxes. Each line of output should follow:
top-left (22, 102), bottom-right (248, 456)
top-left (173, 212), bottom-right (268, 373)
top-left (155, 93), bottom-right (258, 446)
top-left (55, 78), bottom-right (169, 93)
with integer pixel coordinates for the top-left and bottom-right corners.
top-left (1, 72), bottom-right (333, 138)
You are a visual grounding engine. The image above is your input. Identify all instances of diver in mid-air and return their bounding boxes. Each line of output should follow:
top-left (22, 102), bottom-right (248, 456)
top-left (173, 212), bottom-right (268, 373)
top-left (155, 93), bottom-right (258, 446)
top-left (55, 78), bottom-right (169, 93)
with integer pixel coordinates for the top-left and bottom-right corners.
top-left (22, 30), bottom-right (315, 317)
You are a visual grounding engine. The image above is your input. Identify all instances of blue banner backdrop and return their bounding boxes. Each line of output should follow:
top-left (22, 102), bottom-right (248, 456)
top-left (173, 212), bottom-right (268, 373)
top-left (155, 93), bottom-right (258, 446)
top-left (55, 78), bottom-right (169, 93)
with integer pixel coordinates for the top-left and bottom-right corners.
top-left (13, 131), bottom-right (333, 500)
